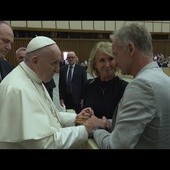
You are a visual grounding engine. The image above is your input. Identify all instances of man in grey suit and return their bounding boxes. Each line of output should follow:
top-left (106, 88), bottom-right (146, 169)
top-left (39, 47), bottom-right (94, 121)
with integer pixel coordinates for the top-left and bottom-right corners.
top-left (85, 23), bottom-right (170, 149)
top-left (59, 51), bottom-right (87, 113)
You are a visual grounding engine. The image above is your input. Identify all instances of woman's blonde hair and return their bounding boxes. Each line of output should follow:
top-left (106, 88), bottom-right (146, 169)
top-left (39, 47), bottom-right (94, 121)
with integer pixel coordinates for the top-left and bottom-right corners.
top-left (88, 41), bottom-right (116, 77)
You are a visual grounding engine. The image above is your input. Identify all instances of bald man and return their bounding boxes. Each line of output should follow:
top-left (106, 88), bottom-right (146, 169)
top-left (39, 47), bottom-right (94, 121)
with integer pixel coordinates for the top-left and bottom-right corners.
top-left (59, 51), bottom-right (87, 113)
top-left (15, 47), bottom-right (26, 64)
top-left (0, 21), bottom-right (14, 82)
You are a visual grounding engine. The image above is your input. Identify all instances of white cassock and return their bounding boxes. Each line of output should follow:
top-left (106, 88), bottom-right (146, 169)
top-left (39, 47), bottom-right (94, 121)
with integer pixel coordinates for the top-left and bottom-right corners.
top-left (0, 62), bottom-right (88, 149)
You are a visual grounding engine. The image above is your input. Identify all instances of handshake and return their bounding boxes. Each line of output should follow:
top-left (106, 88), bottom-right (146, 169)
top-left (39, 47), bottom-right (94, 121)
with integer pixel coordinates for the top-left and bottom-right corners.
top-left (74, 107), bottom-right (94, 126)
top-left (74, 107), bottom-right (110, 137)
top-left (75, 114), bottom-right (90, 126)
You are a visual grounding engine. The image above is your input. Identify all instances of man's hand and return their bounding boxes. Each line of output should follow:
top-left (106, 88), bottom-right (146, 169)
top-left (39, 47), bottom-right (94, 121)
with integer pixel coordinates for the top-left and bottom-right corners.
top-left (74, 107), bottom-right (94, 125)
top-left (82, 115), bottom-right (109, 137)
top-left (85, 115), bottom-right (109, 129)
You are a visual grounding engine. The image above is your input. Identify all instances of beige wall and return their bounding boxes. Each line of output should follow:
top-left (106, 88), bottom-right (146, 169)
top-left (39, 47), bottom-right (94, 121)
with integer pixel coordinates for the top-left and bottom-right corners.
top-left (7, 21), bottom-right (170, 33)
top-left (5, 20), bottom-right (170, 67)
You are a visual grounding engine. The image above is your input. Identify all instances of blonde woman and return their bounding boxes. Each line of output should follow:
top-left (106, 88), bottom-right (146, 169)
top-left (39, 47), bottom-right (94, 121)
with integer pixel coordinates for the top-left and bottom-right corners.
top-left (83, 41), bottom-right (128, 119)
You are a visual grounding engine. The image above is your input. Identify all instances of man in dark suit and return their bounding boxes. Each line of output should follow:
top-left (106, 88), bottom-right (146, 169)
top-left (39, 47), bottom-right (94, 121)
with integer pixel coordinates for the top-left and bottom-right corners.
top-left (43, 79), bottom-right (56, 100)
top-left (0, 21), bottom-right (14, 82)
top-left (59, 51), bottom-right (87, 113)
top-left (0, 59), bottom-right (14, 81)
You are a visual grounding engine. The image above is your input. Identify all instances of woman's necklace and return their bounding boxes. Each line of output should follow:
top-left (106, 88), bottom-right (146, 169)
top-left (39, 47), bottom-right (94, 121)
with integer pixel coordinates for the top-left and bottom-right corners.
top-left (99, 78), bottom-right (112, 96)
top-left (99, 86), bottom-right (107, 95)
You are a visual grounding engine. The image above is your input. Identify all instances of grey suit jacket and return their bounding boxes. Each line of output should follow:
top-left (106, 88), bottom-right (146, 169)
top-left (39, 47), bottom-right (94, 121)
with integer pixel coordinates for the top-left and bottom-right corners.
top-left (93, 62), bottom-right (170, 149)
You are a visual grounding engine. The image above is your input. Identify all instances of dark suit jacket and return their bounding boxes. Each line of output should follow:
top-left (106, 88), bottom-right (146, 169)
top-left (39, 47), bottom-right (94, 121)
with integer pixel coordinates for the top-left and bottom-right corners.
top-left (0, 59), bottom-right (14, 80)
top-left (59, 64), bottom-right (87, 105)
top-left (43, 78), bottom-right (56, 100)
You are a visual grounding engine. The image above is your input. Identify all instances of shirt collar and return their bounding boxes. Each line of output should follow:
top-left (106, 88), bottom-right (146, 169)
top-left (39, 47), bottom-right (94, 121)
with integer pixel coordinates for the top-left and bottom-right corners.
top-left (20, 62), bottom-right (42, 84)
top-left (69, 64), bottom-right (75, 68)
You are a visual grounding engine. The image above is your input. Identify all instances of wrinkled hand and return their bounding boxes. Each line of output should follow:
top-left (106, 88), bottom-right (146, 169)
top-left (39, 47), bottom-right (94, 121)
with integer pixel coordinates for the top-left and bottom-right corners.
top-left (85, 115), bottom-right (109, 129)
top-left (82, 115), bottom-right (109, 137)
top-left (74, 115), bottom-right (90, 125)
top-left (74, 107), bottom-right (94, 125)
top-left (101, 116), bottom-right (110, 129)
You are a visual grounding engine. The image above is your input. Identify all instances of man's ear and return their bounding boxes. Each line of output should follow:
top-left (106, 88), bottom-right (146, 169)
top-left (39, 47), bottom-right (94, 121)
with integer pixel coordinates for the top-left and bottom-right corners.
top-left (128, 42), bottom-right (135, 57)
top-left (31, 55), bottom-right (38, 65)
top-left (128, 42), bottom-right (134, 52)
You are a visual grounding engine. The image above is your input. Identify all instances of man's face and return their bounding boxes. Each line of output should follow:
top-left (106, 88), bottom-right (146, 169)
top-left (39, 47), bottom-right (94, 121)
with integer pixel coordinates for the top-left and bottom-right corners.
top-left (36, 45), bottom-right (62, 83)
top-left (16, 50), bottom-right (26, 64)
top-left (67, 54), bottom-right (77, 65)
top-left (112, 39), bottom-right (132, 75)
top-left (0, 24), bottom-right (14, 60)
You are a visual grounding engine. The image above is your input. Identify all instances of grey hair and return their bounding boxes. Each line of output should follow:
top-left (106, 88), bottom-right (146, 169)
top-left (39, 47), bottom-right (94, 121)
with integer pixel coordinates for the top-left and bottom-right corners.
top-left (110, 23), bottom-right (153, 57)
top-left (0, 21), bottom-right (10, 26)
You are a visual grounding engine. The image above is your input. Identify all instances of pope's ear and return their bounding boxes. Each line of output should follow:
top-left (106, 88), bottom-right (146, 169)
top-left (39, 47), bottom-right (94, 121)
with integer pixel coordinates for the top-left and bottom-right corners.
top-left (31, 55), bottom-right (38, 65)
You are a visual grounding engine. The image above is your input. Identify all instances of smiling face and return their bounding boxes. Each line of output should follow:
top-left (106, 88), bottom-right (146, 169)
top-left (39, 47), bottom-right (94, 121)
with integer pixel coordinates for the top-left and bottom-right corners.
top-left (0, 23), bottom-right (14, 60)
top-left (95, 51), bottom-right (117, 80)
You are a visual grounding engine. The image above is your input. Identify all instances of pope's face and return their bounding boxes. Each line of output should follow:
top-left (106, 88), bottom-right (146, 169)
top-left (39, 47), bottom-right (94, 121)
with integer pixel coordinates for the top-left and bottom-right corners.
top-left (36, 44), bottom-right (61, 83)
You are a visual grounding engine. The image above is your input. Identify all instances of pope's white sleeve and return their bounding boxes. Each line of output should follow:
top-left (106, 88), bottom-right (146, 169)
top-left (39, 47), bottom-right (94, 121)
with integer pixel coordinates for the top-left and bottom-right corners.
top-left (18, 125), bottom-right (88, 149)
top-left (57, 111), bottom-right (77, 127)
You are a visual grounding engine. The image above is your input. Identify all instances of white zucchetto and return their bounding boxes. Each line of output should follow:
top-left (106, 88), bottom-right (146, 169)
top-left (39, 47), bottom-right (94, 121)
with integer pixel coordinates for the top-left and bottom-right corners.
top-left (26, 36), bottom-right (56, 53)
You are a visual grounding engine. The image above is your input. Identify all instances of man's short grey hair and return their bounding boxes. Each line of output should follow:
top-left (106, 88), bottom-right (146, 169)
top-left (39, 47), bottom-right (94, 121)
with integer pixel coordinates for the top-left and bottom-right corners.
top-left (0, 21), bottom-right (10, 26)
top-left (110, 23), bottom-right (153, 57)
